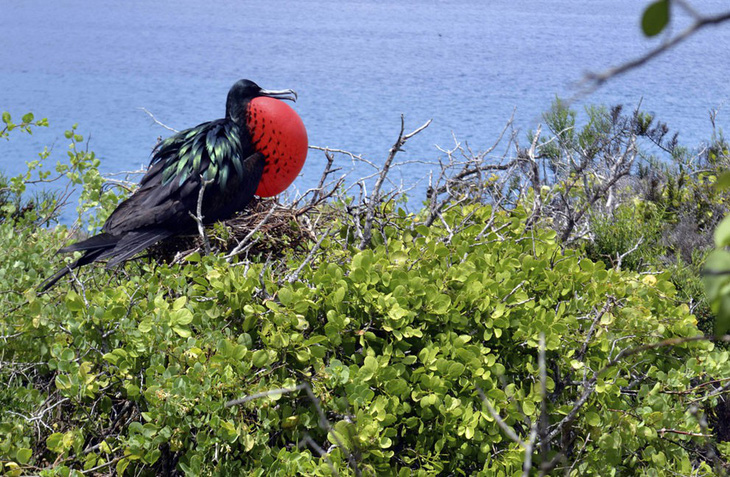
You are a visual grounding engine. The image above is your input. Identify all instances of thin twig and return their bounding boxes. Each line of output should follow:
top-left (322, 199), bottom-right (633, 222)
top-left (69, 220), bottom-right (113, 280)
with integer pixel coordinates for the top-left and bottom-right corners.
top-left (138, 107), bottom-right (178, 132)
top-left (300, 434), bottom-right (340, 477)
top-left (544, 334), bottom-right (730, 444)
top-left (189, 177), bottom-right (214, 255)
top-left (577, 297), bottom-right (615, 361)
top-left (476, 387), bottom-right (526, 448)
top-left (224, 383), bottom-right (307, 408)
top-left (225, 203), bottom-right (278, 261)
top-left (358, 116), bottom-right (431, 249)
top-left (225, 383), bottom-right (361, 476)
top-left (284, 227), bottom-right (331, 283)
top-left (522, 333), bottom-right (546, 477)
top-left (659, 428), bottom-right (712, 438)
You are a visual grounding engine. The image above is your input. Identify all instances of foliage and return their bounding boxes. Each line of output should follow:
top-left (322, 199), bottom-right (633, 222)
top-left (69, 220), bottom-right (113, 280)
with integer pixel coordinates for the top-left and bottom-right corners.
top-left (535, 98), bottom-right (729, 335)
top-left (2, 112), bottom-right (730, 476)
top-left (0, 113), bottom-right (128, 232)
top-left (584, 199), bottom-right (665, 270)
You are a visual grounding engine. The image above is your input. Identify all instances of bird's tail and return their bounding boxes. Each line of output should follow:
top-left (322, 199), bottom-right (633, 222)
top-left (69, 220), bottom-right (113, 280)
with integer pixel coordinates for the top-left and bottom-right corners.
top-left (57, 232), bottom-right (120, 254)
top-left (39, 229), bottom-right (174, 291)
top-left (38, 248), bottom-right (109, 292)
top-left (40, 233), bottom-right (121, 291)
top-left (98, 229), bottom-right (175, 268)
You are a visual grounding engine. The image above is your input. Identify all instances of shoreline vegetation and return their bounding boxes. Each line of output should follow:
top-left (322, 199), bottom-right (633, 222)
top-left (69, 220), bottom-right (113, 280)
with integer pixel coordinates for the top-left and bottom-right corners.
top-left (2, 100), bottom-right (730, 475)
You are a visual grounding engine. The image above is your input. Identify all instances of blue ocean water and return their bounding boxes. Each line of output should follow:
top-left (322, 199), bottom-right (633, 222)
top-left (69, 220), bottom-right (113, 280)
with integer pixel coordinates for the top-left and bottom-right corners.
top-left (2, 0), bottom-right (729, 217)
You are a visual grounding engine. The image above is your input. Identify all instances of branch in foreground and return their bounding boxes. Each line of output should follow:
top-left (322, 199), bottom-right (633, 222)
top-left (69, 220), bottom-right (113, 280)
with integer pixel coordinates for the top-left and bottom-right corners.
top-left (139, 107), bottom-right (179, 133)
top-left (544, 334), bottom-right (730, 444)
top-left (581, 9), bottom-right (730, 93)
top-left (224, 203), bottom-right (278, 261)
top-left (225, 383), bottom-right (362, 476)
top-left (284, 226), bottom-right (331, 283)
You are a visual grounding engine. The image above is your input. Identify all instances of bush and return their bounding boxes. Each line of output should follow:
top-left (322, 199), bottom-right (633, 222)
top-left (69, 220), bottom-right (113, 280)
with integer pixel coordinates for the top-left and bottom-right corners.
top-left (3, 203), bottom-right (729, 475)
top-left (2, 112), bottom-right (730, 476)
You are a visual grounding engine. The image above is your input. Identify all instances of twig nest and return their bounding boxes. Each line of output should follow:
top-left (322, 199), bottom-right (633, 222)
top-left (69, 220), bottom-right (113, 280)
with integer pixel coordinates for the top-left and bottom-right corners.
top-left (149, 198), bottom-right (315, 262)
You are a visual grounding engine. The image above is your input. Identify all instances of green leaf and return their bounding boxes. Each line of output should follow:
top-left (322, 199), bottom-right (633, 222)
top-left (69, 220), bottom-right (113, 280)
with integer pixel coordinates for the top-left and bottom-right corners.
top-left (252, 350), bottom-right (269, 367)
top-left (1, 111), bottom-right (10, 124)
top-left (641, 0), bottom-right (670, 37)
top-left (116, 458), bottom-right (130, 476)
top-left (65, 291), bottom-right (84, 312)
top-left (172, 309), bottom-right (193, 326)
top-left (47, 433), bottom-right (64, 453)
top-left (16, 448), bottom-right (32, 464)
top-left (714, 214), bottom-right (730, 247)
top-left (172, 325), bottom-right (191, 338)
top-left (172, 295), bottom-right (187, 310)
top-left (415, 225), bottom-right (430, 237)
top-left (279, 287), bottom-right (293, 306)
top-left (705, 250), bottom-right (730, 335)
top-left (716, 171), bottom-right (730, 191)
top-left (585, 412), bottom-right (601, 427)
top-left (138, 320), bottom-right (152, 333)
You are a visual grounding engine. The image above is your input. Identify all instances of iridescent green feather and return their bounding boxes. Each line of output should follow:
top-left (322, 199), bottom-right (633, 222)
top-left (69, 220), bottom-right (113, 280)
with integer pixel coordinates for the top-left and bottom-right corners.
top-left (205, 162), bottom-right (218, 182)
top-left (222, 124), bottom-right (244, 178)
top-left (218, 167), bottom-right (229, 190)
top-left (191, 149), bottom-right (202, 173)
top-left (206, 127), bottom-right (220, 164)
top-left (152, 120), bottom-right (243, 190)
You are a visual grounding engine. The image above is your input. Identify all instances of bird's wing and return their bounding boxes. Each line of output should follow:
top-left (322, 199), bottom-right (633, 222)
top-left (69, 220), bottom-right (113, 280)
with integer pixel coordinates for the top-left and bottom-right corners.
top-left (102, 119), bottom-right (263, 235)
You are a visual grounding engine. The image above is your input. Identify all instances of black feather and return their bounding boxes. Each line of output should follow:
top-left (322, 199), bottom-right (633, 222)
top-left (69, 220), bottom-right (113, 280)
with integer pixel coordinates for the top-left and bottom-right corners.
top-left (39, 248), bottom-right (107, 292)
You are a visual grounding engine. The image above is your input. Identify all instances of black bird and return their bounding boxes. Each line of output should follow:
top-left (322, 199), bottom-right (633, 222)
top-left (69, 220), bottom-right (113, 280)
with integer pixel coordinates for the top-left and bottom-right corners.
top-left (41, 79), bottom-right (308, 290)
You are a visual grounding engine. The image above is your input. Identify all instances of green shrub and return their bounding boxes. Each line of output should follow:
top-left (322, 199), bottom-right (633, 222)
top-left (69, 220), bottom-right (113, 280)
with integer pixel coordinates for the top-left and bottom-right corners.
top-left (2, 112), bottom-right (729, 476)
top-left (584, 199), bottom-right (666, 271)
top-left (1, 200), bottom-right (726, 475)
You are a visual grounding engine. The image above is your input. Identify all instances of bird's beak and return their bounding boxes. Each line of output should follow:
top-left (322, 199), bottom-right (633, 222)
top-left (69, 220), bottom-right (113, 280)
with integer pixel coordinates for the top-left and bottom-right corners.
top-left (260, 88), bottom-right (298, 102)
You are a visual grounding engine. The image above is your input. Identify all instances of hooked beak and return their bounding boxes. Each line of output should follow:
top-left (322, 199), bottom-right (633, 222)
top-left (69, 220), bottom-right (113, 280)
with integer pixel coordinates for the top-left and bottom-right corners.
top-left (260, 88), bottom-right (297, 102)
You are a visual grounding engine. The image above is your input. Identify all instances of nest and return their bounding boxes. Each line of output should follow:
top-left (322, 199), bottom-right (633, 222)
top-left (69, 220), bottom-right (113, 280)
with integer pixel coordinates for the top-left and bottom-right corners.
top-left (149, 198), bottom-right (316, 263)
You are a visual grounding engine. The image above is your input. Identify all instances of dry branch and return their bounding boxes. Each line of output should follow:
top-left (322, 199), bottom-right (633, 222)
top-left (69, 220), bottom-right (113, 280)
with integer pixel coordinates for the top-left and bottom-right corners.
top-left (358, 116), bottom-right (431, 249)
top-left (580, 6), bottom-right (730, 93)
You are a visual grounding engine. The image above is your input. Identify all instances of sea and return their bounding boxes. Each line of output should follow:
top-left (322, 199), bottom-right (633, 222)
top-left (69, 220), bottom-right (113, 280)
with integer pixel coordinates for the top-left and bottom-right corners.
top-left (2, 0), bottom-right (729, 221)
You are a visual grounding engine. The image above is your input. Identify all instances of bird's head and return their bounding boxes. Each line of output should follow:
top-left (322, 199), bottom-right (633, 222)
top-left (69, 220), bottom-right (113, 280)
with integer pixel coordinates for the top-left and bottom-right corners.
top-left (226, 79), bottom-right (297, 122)
top-left (225, 79), bottom-right (308, 197)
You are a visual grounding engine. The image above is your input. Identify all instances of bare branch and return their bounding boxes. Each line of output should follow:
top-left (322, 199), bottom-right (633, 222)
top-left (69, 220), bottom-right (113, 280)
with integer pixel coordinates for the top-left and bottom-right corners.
top-left (659, 428), bottom-right (712, 438)
top-left (358, 116), bottom-right (431, 249)
top-left (299, 434), bottom-right (340, 477)
top-left (477, 386), bottom-right (526, 448)
top-left (224, 383), bottom-right (307, 408)
top-left (615, 237), bottom-right (644, 270)
top-left (577, 296), bottom-right (615, 362)
top-left (544, 334), bottom-right (730, 445)
top-left (138, 107), bottom-right (178, 133)
top-left (522, 333), bottom-right (546, 477)
top-left (581, 10), bottom-right (730, 93)
top-left (225, 203), bottom-right (278, 261)
top-left (284, 227), bottom-right (331, 283)
top-left (225, 383), bottom-right (361, 476)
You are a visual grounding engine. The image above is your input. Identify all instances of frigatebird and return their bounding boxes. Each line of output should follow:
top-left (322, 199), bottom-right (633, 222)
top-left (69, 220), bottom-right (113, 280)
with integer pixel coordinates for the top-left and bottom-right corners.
top-left (41, 79), bottom-right (308, 290)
